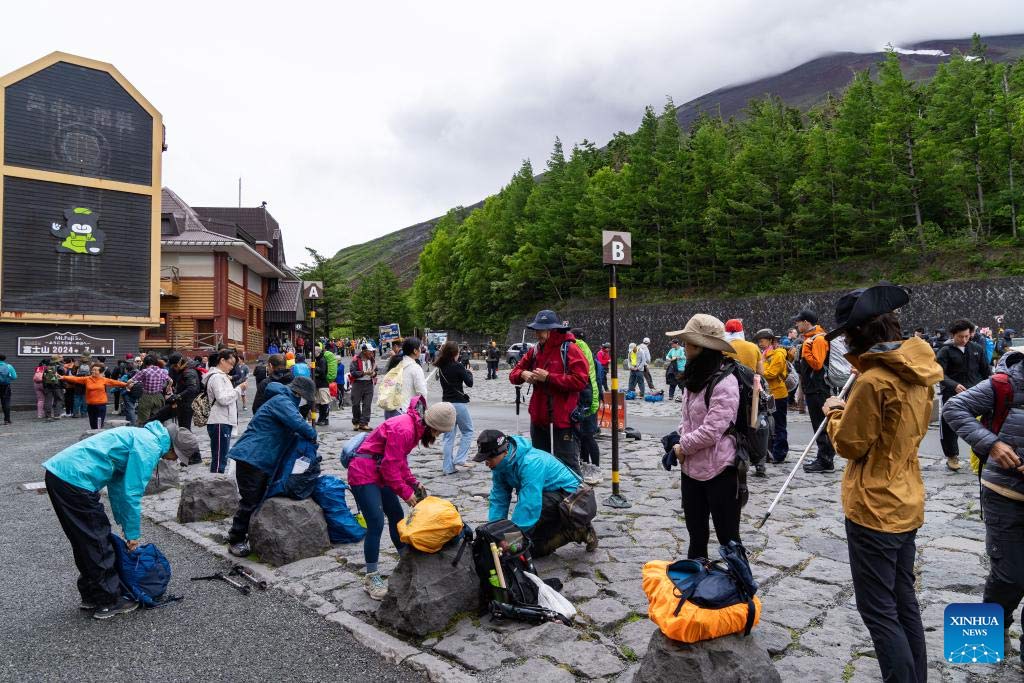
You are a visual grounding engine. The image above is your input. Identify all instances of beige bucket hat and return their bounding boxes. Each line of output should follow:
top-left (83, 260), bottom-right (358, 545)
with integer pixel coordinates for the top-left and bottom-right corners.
top-left (665, 314), bottom-right (735, 353)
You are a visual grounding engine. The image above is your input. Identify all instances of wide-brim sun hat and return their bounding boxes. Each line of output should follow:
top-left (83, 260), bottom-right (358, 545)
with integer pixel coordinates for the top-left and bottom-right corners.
top-left (753, 328), bottom-right (776, 341)
top-left (163, 422), bottom-right (200, 459)
top-left (665, 314), bottom-right (735, 354)
top-left (424, 402), bottom-right (457, 432)
top-left (825, 282), bottom-right (910, 341)
top-left (526, 309), bottom-right (568, 331)
top-left (289, 376), bottom-right (317, 403)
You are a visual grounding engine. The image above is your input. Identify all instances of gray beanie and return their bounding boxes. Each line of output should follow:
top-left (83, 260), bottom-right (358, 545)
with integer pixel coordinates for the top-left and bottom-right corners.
top-left (289, 376), bottom-right (316, 404)
top-left (423, 402), bottom-right (457, 432)
top-left (163, 422), bottom-right (199, 459)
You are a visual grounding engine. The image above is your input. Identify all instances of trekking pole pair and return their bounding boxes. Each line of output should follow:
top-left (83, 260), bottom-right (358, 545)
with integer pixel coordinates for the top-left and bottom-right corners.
top-left (753, 373), bottom-right (856, 529)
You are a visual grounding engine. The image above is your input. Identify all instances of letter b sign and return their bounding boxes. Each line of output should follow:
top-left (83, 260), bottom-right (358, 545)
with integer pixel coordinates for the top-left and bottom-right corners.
top-left (602, 231), bottom-right (632, 266)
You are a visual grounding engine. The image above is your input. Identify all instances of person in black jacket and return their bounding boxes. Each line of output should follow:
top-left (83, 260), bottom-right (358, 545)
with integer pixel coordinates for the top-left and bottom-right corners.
top-left (435, 341), bottom-right (475, 474)
top-left (485, 341), bottom-right (501, 379)
top-left (167, 353), bottom-right (202, 431)
top-left (313, 345), bottom-right (331, 426)
top-left (936, 319), bottom-right (991, 471)
top-left (252, 354), bottom-right (293, 414)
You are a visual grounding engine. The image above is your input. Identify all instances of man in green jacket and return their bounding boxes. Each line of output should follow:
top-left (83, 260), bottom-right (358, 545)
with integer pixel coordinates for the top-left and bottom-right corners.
top-left (571, 329), bottom-right (601, 482)
top-left (42, 421), bottom-right (198, 619)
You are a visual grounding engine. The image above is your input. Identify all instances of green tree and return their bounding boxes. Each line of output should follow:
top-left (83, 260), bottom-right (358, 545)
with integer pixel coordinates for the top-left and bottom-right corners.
top-left (295, 247), bottom-right (349, 332)
top-left (349, 263), bottom-right (411, 339)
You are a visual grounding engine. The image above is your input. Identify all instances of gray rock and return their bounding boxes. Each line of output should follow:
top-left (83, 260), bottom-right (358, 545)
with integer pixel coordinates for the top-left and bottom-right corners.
top-left (249, 497), bottom-right (330, 566)
top-left (376, 540), bottom-right (479, 637)
top-left (753, 621), bottom-right (793, 656)
top-left (561, 577), bottom-right (600, 600)
top-left (799, 557), bottom-right (852, 585)
top-left (634, 630), bottom-right (781, 683)
top-left (144, 458), bottom-right (180, 495)
top-left (431, 619), bottom-right (515, 671)
top-left (618, 618), bottom-right (658, 659)
top-left (579, 596), bottom-right (632, 628)
top-left (176, 474), bottom-right (240, 523)
top-left (499, 658), bottom-right (575, 683)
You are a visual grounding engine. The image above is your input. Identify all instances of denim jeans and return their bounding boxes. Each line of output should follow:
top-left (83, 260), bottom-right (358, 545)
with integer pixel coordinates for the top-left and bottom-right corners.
top-left (350, 483), bottom-right (406, 570)
top-left (208, 423), bottom-right (233, 473)
top-left (596, 364), bottom-right (608, 394)
top-left (627, 370), bottom-right (645, 395)
top-left (121, 395), bottom-right (138, 426)
top-left (442, 402), bottom-right (474, 474)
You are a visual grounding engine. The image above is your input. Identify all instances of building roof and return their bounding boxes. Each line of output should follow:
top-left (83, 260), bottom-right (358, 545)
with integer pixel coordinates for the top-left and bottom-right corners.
top-left (192, 206), bottom-right (287, 268)
top-left (161, 188), bottom-right (207, 234)
top-left (265, 279), bottom-right (304, 321)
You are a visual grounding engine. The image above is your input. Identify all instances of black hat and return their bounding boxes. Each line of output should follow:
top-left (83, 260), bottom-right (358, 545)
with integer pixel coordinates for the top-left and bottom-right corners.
top-left (526, 310), bottom-right (567, 331)
top-left (825, 282), bottom-right (910, 341)
top-left (289, 376), bottom-right (317, 404)
top-left (474, 429), bottom-right (509, 462)
top-left (792, 309), bottom-right (818, 326)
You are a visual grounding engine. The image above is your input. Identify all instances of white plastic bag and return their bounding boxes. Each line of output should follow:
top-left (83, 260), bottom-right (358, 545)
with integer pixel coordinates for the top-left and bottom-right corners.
top-left (523, 571), bottom-right (576, 621)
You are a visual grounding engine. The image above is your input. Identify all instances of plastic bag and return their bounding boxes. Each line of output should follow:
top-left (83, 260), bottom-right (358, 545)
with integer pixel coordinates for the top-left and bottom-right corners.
top-left (522, 571), bottom-right (576, 621)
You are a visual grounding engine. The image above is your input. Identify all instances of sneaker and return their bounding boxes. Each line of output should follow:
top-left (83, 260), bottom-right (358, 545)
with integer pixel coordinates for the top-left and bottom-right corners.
top-left (584, 525), bottom-right (599, 552)
top-left (228, 540), bottom-right (251, 557)
top-left (754, 463), bottom-right (767, 478)
top-left (359, 425), bottom-right (373, 432)
top-left (364, 572), bottom-right (388, 601)
top-left (581, 463), bottom-right (602, 486)
top-left (352, 422), bottom-right (360, 430)
top-left (803, 460), bottom-right (835, 474)
top-left (946, 456), bottom-right (962, 471)
top-left (92, 597), bottom-right (139, 620)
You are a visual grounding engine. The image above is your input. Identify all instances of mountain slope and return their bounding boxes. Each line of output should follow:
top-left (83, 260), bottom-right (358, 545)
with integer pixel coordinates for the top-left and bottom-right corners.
top-left (332, 33), bottom-right (1024, 288)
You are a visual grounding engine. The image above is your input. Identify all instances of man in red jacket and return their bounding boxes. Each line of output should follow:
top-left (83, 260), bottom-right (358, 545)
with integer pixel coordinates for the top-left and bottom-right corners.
top-left (510, 309), bottom-right (589, 474)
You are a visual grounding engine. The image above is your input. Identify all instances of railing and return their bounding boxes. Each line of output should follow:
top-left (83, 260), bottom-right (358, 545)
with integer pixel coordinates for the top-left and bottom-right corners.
top-left (160, 265), bottom-right (180, 297)
top-left (192, 332), bottom-right (223, 351)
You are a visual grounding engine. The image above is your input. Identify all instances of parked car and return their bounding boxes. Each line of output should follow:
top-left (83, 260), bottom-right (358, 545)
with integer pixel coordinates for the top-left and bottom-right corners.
top-left (506, 342), bottom-right (535, 366)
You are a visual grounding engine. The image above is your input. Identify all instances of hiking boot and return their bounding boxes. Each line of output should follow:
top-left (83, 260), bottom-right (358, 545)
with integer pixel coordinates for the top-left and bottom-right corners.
top-left (352, 422), bottom-right (360, 430)
top-left (946, 456), bottom-right (962, 471)
top-left (188, 454), bottom-right (204, 466)
top-left (584, 525), bottom-right (599, 552)
top-left (92, 597), bottom-right (138, 620)
top-left (803, 460), bottom-right (835, 474)
top-left (364, 572), bottom-right (388, 601)
top-left (359, 424), bottom-right (372, 432)
top-left (581, 463), bottom-right (602, 486)
top-left (228, 540), bottom-right (251, 558)
top-left (79, 600), bottom-right (99, 611)
top-left (754, 463), bottom-right (767, 478)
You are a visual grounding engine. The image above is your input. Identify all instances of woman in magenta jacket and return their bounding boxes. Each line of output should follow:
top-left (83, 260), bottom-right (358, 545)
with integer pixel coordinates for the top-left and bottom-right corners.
top-left (348, 396), bottom-right (457, 600)
top-left (667, 314), bottom-right (742, 560)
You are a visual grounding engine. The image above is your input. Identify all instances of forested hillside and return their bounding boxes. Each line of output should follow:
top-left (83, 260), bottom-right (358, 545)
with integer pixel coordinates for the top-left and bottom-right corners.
top-left (411, 41), bottom-right (1024, 332)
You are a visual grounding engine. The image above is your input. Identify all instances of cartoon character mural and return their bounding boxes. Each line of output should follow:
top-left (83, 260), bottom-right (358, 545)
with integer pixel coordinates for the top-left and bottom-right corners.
top-left (51, 207), bottom-right (104, 255)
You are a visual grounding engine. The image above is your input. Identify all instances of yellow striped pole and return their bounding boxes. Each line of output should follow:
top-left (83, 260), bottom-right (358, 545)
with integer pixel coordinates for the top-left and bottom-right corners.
top-left (604, 264), bottom-right (631, 508)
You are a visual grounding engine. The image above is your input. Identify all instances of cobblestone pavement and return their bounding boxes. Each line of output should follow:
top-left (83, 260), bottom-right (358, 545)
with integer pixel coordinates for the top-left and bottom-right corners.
top-left (135, 380), bottom-right (1024, 682)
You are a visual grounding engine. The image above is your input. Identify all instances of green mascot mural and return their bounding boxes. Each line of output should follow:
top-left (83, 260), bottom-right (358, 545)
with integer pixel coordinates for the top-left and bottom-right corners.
top-left (51, 207), bottom-right (105, 255)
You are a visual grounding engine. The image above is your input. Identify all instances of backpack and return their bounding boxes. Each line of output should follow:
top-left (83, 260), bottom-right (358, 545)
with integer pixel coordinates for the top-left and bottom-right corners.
top-left (526, 342), bottom-right (591, 422)
top-left (825, 336), bottom-right (852, 390)
top-left (43, 364), bottom-right (61, 385)
top-left (642, 541), bottom-right (760, 643)
top-left (975, 373), bottom-right (1015, 491)
top-left (191, 383), bottom-right (212, 427)
top-left (397, 496), bottom-right (464, 553)
top-left (312, 475), bottom-right (366, 543)
top-left (376, 362), bottom-right (405, 411)
top-left (109, 535), bottom-right (177, 608)
top-left (783, 360), bottom-right (799, 394)
top-left (266, 439), bottom-right (322, 500)
top-left (339, 432), bottom-right (370, 468)
top-left (0, 363), bottom-right (13, 384)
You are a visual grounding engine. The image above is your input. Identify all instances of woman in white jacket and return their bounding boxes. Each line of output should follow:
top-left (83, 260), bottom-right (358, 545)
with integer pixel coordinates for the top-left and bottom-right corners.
top-left (384, 337), bottom-right (428, 419)
top-left (203, 349), bottom-right (248, 473)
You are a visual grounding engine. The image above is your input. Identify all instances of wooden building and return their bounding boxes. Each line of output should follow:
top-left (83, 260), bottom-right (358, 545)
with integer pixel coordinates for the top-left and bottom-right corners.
top-left (0, 52), bottom-right (162, 406)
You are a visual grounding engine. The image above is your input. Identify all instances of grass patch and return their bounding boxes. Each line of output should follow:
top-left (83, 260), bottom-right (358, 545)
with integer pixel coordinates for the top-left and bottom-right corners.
top-left (200, 512), bottom-right (228, 522)
top-left (620, 645), bottom-right (638, 662)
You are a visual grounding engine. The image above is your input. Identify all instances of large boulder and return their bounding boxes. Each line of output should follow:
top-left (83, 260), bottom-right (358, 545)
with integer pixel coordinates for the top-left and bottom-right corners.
top-left (376, 538), bottom-right (479, 637)
top-left (249, 497), bottom-right (330, 566)
top-left (144, 458), bottom-right (180, 495)
top-left (176, 475), bottom-right (240, 523)
top-left (634, 630), bottom-right (781, 683)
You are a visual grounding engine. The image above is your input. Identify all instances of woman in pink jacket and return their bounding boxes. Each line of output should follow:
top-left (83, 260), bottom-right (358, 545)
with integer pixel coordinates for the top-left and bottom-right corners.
top-left (348, 396), bottom-right (457, 600)
top-left (667, 314), bottom-right (742, 560)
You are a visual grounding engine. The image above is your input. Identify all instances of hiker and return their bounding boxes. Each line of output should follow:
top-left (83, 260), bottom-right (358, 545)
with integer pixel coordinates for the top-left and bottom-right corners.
top-left (793, 309), bottom-right (837, 474)
top-left (32, 358), bottom-right (48, 419)
top-left (936, 319), bottom-right (991, 472)
top-left (665, 338), bottom-right (686, 402)
top-left (485, 341), bottom-right (501, 380)
top-left (0, 353), bottom-right (16, 425)
top-left (313, 346), bottom-right (332, 426)
top-left (61, 363), bottom-right (128, 430)
top-left (203, 348), bottom-right (248, 474)
top-left (724, 319), bottom-right (762, 374)
top-left (821, 284), bottom-right (940, 683)
top-left (509, 309), bottom-right (589, 474)
top-left (225, 377), bottom-right (318, 558)
top-left (130, 355), bottom-right (170, 425)
top-left (476, 429), bottom-right (598, 557)
top-left (596, 342), bottom-right (611, 394)
top-left (349, 343), bottom-right (377, 431)
top-left (43, 420), bottom-right (198, 619)
top-left (384, 337), bottom-right (428, 419)
top-left (571, 328), bottom-right (601, 474)
top-left (754, 329), bottom-right (790, 463)
top-left (666, 314), bottom-right (743, 560)
top-left (348, 397), bottom-right (456, 600)
top-left (167, 352), bottom-right (202, 429)
top-left (626, 342), bottom-right (645, 397)
top-left (252, 354), bottom-right (293, 414)
top-left (943, 346), bottom-right (1024, 664)
top-left (435, 341), bottom-right (475, 475)
top-left (291, 353), bottom-right (312, 379)
top-left (639, 337), bottom-right (656, 391)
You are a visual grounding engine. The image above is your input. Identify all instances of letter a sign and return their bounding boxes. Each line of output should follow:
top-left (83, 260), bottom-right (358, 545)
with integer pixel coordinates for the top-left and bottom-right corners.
top-left (602, 231), bottom-right (632, 266)
top-left (303, 281), bottom-right (324, 300)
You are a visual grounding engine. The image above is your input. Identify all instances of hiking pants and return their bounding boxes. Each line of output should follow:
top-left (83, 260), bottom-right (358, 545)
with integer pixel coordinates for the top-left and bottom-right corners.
top-left (487, 360), bottom-right (498, 379)
top-left (805, 393), bottom-right (835, 466)
top-left (34, 382), bottom-right (46, 418)
top-left (982, 488), bottom-right (1024, 653)
top-left (939, 413), bottom-right (962, 459)
top-left (680, 467), bottom-right (741, 560)
top-left (846, 518), bottom-right (926, 683)
top-left (64, 389), bottom-right (74, 416)
top-left (530, 423), bottom-right (581, 474)
top-left (136, 392), bottom-right (164, 426)
top-left (627, 370), bottom-right (645, 395)
top-left (0, 384), bottom-right (11, 423)
top-left (350, 483), bottom-right (406, 571)
top-left (207, 423), bottom-right (233, 474)
top-left (86, 404), bottom-right (107, 430)
top-left (643, 367), bottom-right (656, 390)
top-left (44, 470), bottom-right (121, 607)
top-left (122, 395), bottom-right (138, 426)
top-left (771, 396), bottom-right (789, 462)
top-left (574, 413), bottom-right (600, 467)
top-left (43, 384), bottom-right (64, 418)
top-left (350, 381), bottom-right (373, 426)
top-left (228, 460), bottom-right (271, 543)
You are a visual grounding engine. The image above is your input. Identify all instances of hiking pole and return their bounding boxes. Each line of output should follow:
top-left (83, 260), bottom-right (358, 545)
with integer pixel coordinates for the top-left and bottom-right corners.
top-left (191, 572), bottom-right (251, 595)
top-left (753, 373), bottom-right (856, 530)
top-left (515, 386), bottom-right (521, 435)
top-left (230, 565), bottom-right (268, 591)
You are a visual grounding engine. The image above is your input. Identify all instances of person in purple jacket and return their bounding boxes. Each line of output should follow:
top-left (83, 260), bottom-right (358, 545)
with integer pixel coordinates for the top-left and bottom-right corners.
top-left (666, 313), bottom-right (742, 560)
top-left (347, 396), bottom-right (457, 600)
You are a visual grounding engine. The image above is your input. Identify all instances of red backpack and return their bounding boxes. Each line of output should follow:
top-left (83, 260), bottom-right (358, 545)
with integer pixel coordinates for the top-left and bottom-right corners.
top-left (978, 373), bottom-right (1014, 488)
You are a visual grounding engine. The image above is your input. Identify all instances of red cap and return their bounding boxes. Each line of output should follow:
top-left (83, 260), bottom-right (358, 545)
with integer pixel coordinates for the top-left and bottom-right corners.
top-left (725, 319), bottom-right (743, 333)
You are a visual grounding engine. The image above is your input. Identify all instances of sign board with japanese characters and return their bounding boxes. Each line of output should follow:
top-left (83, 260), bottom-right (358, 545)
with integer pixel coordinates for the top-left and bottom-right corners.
top-left (17, 331), bottom-right (115, 357)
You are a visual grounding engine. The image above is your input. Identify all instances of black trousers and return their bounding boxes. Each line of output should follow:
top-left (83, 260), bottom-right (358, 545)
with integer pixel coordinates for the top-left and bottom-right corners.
top-left (44, 470), bottom-right (121, 606)
top-left (846, 518), bottom-right (926, 683)
top-left (680, 467), bottom-right (741, 560)
top-left (530, 423), bottom-right (581, 474)
top-left (574, 413), bottom-right (600, 467)
top-left (939, 411), bottom-right (962, 459)
top-left (229, 460), bottom-right (271, 543)
top-left (0, 383), bottom-right (11, 422)
top-left (486, 361), bottom-right (499, 379)
top-left (805, 393), bottom-right (836, 465)
top-left (982, 487), bottom-right (1024, 648)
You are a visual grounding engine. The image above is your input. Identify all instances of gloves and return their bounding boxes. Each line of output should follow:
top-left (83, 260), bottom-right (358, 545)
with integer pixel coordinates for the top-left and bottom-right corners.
top-left (661, 450), bottom-right (677, 471)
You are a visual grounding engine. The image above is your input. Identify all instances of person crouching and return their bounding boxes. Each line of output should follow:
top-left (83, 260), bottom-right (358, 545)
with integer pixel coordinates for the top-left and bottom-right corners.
top-left (43, 421), bottom-right (198, 619)
top-left (476, 429), bottom-right (598, 557)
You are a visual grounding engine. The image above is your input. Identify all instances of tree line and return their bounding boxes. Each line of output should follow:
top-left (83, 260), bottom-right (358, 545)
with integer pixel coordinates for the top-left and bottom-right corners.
top-left (409, 39), bottom-right (1024, 333)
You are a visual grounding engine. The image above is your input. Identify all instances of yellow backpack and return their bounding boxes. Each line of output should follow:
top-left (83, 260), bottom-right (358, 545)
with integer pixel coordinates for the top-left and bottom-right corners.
top-left (397, 496), bottom-right (464, 553)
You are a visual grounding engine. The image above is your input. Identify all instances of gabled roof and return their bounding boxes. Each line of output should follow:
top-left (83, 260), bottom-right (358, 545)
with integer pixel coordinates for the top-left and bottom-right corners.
top-left (161, 188), bottom-right (207, 234)
top-left (193, 206), bottom-right (288, 268)
top-left (265, 279), bottom-right (304, 320)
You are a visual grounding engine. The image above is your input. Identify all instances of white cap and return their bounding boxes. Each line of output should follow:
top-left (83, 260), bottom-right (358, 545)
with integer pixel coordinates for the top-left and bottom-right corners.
top-left (643, 337), bottom-right (651, 344)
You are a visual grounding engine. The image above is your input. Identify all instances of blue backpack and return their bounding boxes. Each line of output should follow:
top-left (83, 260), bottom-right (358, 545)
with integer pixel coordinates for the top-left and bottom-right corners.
top-left (109, 535), bottom-right (177, 608)
top-left (339, 432), bottom-right (369, 468)
top-left (266, 439), bottom-right (322, 500)
top-left (312, 475), bottom-right (366, 543)
top-left (667, 541), bottom-right (758, 634)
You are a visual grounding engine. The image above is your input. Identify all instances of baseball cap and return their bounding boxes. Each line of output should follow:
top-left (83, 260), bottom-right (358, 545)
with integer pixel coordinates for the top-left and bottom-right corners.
top-left (792, 309), bottom-right (818, 325)
top-left (474, 429), bottom-right (509, 462)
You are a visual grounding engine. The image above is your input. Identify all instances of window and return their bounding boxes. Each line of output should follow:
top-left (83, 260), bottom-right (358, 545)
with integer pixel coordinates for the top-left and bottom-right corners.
top-left (146, 314), bottom-right (167, 340)
top-left (248, 305), bottom-right (255, 326)
top-left (228, 317), bottom-right (244, 342)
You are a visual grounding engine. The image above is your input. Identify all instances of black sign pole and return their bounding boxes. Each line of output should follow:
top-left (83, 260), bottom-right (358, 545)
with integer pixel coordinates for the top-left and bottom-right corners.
top-left (309, 308), bottom-right (317, 429)
top-left (604, 263), bottom-right (631, 508)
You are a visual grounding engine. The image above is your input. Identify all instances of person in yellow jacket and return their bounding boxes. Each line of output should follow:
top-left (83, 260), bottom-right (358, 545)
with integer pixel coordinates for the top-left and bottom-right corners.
top-left (821, 283), bottom-right (942, 683)
top-left (754, 329), bottom-right (790, 464)
top-left (723, 319), bottom-right (762, 374)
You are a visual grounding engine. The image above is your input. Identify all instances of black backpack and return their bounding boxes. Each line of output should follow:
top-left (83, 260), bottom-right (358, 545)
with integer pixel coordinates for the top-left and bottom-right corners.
top-left (668, 541), bottom-right (759, 635)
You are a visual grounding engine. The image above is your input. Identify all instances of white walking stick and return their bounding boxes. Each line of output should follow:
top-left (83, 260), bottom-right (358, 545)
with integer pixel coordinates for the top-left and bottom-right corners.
top-left (753, 373), bottom-right (856, 529)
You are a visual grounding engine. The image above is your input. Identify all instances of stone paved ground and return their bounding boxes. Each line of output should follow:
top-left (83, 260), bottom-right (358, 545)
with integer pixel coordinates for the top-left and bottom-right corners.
top-left (138, 382), bottom-right (1024, 682)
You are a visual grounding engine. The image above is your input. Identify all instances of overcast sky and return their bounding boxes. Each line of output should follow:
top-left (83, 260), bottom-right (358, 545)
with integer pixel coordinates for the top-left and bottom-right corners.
top-left (2, 1), bottom-right (1022, 267)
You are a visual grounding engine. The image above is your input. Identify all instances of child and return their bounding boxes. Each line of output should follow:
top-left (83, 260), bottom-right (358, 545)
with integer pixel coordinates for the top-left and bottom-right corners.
top-left (43, 421), bottom-right (198, 619)
top-left (62, 363), bottom-right (128, 429)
